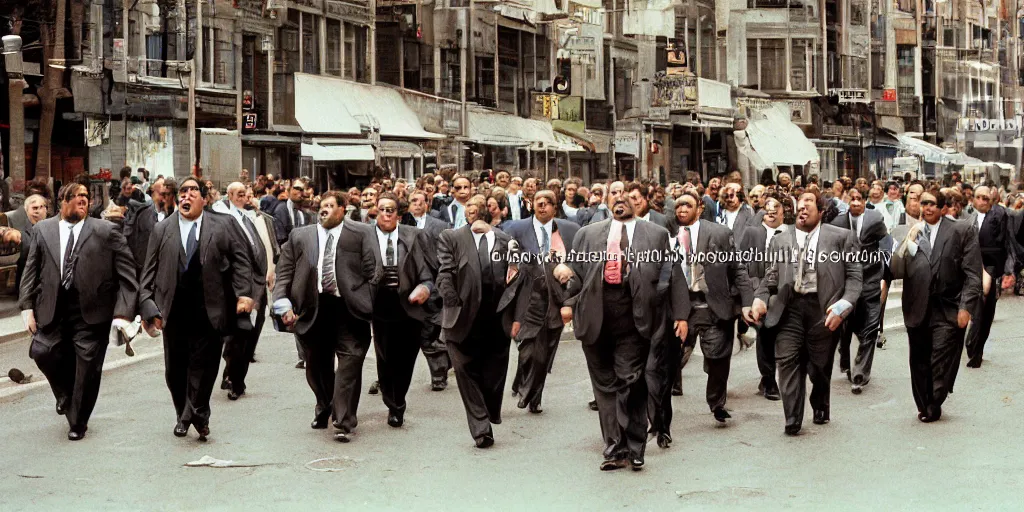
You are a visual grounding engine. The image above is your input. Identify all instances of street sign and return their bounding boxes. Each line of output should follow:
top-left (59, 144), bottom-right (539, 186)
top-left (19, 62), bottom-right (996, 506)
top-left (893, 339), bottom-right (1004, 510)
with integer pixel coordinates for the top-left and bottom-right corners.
top-left (882, 88), bottom-right (897, 101)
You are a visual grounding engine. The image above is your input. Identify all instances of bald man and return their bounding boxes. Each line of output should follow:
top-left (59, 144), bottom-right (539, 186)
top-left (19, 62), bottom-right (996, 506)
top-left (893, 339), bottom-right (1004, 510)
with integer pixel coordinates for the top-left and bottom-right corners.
top-left (963, 186), bottom-right (1013, 368)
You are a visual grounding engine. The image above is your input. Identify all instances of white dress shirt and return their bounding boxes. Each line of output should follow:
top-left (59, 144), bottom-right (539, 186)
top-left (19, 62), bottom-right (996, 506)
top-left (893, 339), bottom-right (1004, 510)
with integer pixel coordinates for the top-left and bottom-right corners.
top-left (450, 201), bottom-right (468, 228)
top-left (763, 223), bottom-right (784, 251)
top-left (58, 219), bottom-right (85, 276)
top-left (795, 225), bottom-right (820, 263)
top-left (638, 211), bottom-right (651, 222)
top-left (849, 213), bottom-right (864, 238)
top-left (609, 219), bottom-right (637, 246)
top-left (316, 222), bottom-right (344, 296)
top-left (225, 202), bottom-right (256, 246)
top-left (472, 230), bottom-right (496, 254)
top-left (927, 219), bottom-right (940, 247)
top-left (376, 227), bottom-right (400, 265)
top-left (288, 199), bottom-right (300, 225)
top-left (178, 213), bottom-right (203, 253)
top-left (723, 208), bottom-right (739, 230)
top-left (533, 217), bottom-right (553, 252)
top-left (508, 191), bottom-right (523, 220)
top-left (976, 212), bottom-right (986, 231)
top-left (412, 214), bottom-right (427, 229)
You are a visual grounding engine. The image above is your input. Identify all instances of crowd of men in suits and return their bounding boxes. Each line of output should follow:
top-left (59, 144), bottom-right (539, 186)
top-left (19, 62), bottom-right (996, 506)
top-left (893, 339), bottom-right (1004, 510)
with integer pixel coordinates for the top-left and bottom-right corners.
top-left (12, 165), bottom-right (1023, 475)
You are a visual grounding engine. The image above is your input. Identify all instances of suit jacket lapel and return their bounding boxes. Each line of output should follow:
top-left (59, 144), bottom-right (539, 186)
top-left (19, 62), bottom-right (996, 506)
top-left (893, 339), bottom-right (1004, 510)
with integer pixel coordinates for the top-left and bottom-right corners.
top-left (930, 218), bottom-right (951, 267)
top-left (44, 220), bottom-right (61, 267)
top-left (171, 213), bottom-right (187, 270)
top-left (199, 214), bottom-right (215, 265)
top-left (696, 220), bottom-right (711, 253)
top-left (396, 227), bottom-right (413, 270)
top-left (306, 226), bottom-right (319, 270)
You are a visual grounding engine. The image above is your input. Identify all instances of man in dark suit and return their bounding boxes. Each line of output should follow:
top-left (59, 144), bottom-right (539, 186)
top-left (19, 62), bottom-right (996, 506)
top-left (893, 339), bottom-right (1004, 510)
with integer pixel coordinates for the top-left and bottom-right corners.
top-left (700, 177), bottom-right (722, 222)
top-left (434, 175), bottom-right (473, 228)
top-left (436, 200), bottom-right (516, 449)
top-left (559, 191), bottom-right (682, 471)
top-left (215, 182), bottom-right (278, 400)
top-left (963, 186), bottom-right (1013, 368)
top-left (750, 190), bottom-right (863, 435)
top-left (272, 179), bottom-right (309, 245)
top-left (369, 192), bottom-right (434, 427)
top-left (626, 182), bottom-right (672, 232)
top-left (20, 181), bottom-right (139, 441)
top-left (586, 181), bottom-right (624, 225)
top-left (830, 187), bottom-right (890, 393)
top-left (890, 191), bottom-right (982, 422)
top-left (402, 189), bottom-right (452, 389)
top-left (503, 190), bottom-right (579, 413)
top-left (670, 191), bottom-right (754, 425)
top-left (123, 178), bottom-right (176, 278)
top-left (715, 183), bottom-right (755, 233)
top-left (139, 177), bottom-right (255, 442)
top-left (273, 190), bottom-right (380, 442)
top-left (737, 195), bottom-right (787, 401)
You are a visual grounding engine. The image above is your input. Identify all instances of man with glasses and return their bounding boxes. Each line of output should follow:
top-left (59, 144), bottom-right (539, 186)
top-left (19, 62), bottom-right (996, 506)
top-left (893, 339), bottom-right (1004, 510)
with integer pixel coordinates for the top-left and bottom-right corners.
top-left (435, 176), bottom-right (473, 228)
top-left (139, 177), bottom-right (255, 442)
top-left (272, 180), bottom-right (308, 245)
top-left (963, 185), bottom-right (1013, 368)
top-left (716, 183), bottom-right (755, 234)
top-left (20, 180), bottom-right (138, 441)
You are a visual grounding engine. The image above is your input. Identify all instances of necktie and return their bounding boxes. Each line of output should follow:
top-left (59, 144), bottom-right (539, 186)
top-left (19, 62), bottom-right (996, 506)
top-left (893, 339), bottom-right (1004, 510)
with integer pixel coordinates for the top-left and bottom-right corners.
top-left (796, 232), bottom-right (812, 293)
top-left (386, 235), bottom-right (395, 266)
top-left (184, 222), bottom-right (198, 270)
top-left (922, 224), bottom-right (932, 246)
top-left (680, 226), bottom-right (692, 284)
top-left (478, 234), bottom-right (492, 284)
top-left (322, 233), bottom-right (337, 295)
top-left (241, 214), bottom-right (259, 247)
top-left (454, 204), bottom-right (463, 228)
top-left (62, 230), bottom-right (75, 290)
top-left (540, 225), bottom-right (550, 255)
top-left (620, 224), bottom-right (629, 278)
top-left (851, 216), bottom-right (860, 236)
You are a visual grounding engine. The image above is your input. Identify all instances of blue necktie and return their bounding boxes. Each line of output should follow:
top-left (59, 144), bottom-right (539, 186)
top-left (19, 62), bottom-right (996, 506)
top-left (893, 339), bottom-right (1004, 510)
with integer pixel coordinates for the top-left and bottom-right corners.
top-left (184, 223), bottom-right (198, 270)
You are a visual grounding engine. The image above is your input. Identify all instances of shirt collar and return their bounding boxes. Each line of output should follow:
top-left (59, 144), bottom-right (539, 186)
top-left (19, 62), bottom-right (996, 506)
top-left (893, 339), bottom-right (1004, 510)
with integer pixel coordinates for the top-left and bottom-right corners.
top-left (376, 226), bottom-right (396, 238)
top-left (533, 217), bottom-right (552, 231)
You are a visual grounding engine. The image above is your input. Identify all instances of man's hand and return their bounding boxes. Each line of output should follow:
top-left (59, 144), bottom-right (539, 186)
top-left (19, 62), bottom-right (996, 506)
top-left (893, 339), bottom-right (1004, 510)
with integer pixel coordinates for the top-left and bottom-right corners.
top-left (22, 310), bottom-right (36, 334)
top-left (236, 296), bottom-right (255, 314)
top-left (408, 284), bottom-right (430, 305)
top-left (282, 310), bottom-right (297, 326)
top-left (267, 271), bottom-right (276, 291)
top-left (824, 307), bottom-right (843, 332)
top-left (958, 309), bottom-right (971, 329)
top-left (143, 317), bottom-right (163, 337)
top-left (560, 307), bottom-right (573, 325)
top-left (750, 298), bottom-right (768, 322)
top-left (511, 321), bottom-right (521, 338)
top-left (3, 228), bottom-right (22, 245)
top-left (553, 263), bottom-right (573, 285)
top-left (674, 320), bottom-right (688, 340)
top-left (741, 306), bottom-right (757, 325)
top-left (506, 264), bottom-right (519, 284)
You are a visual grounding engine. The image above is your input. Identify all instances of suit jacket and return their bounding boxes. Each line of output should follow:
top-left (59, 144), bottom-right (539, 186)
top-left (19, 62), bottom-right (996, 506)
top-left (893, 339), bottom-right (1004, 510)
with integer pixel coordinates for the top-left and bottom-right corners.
top-left (434, 200), bottom-right (468, 228)
top-left (755, 223), bottom-right (863, 328)
top-left (830, 209), bottom-right (890, 294)
top-left (272, 221), bottom-right (381, 335)
top-left (716, 204), bottom-right (755, 233)
top-left (502, 218), bottom-right (580, 339)
top-left (963, 205), bottom-right (1013, 275)
top-left (139, 211), bottom-right (253, 333)
top-left (403, 213), bottom-right (448, 322)
top-left (642, 209), bottom-right (673, 232)
top-left (671, 220), bottom-right (754, 322)
top-left (737, 223), bottom-right (786, 292)
top-left (20, 216), bottom-right (139, 329)
top-left (370, 225), bottom-right (435, 322)
top-left (890, 217), bottom-right (983, 327)
top-left (121, 201), bottom-right (163, 276)
top-left (435, 226), bottom-right (515, 344)
top-left (272, 200), bottom-right (309, 245)
top-left (4, 206), bottom-right (29, 232)
top-left (564, 219), bottom-right (685, 345)
top-left (700, 196), bottom-right (719, 222)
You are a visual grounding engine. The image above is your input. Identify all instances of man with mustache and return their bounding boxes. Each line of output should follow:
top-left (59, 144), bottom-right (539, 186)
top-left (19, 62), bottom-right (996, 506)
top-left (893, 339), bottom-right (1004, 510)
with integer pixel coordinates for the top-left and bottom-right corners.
top-left (20, 179), bottom-right (139, 441)
top-left (139, 177), bottom-right (255, 442)
top-left (558, 190), bottom-right (682, 471)
top-left (890, 191), bottom-right (981, 422)
top-left (273, 190), bottom-right (380, 443)
top-left (750, 190), bottom-right (862, 435)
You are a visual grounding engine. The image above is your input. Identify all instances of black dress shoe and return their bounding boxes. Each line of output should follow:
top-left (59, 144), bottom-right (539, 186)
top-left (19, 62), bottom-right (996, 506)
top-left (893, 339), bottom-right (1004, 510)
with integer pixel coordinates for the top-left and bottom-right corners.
top-left (600, 458), bottom-right (627, 471)
top-left (588, 400), bottom-right (599, 411)
top-left (295, 360), bottom-right (305, 369)
top-left (630, 458), bottom-right (644, 471)
top-left (784, 425), bottom-right (801, 436)
top-left (713, 407), bottom-right (731, 423)
top-left (764, 387), bottom-right (781, 401)
top-left (528, 403), bottom-right (543, 414)
top-left (227, 390), bottom-right (243, 401)
top-left (250, 356), bottom-right (257, 363)
top-left (311, 416), bottom-right (329, 429)
top-left (671, 385), bottom-right (683, 396)
top-left (431, 379), bottom-right (447, 391)
top-left (220, 379), bottom-right (232, 390)
top-left (475, 435), bottom-right (494, 449)
top-left (368, 381), bottom-right (380, 395)
top-left (334, 431), bottom-right (351, 443)
top-left (196, 425), bottom-right (210, 442)
top-left (516, 397), bottom-right (528, 409)
top-left (68, 429), bottom-right (85, 441)
top-left (812, 410), bottom-right (830, 425)
top-left (174, 421), bottom-right (189, 437)
top-left (56, 397), bottom-right (69, 416)
top-left (387, 411), bottom-right (404, 428)
top-left (656, 432), bottom-right (672, 449)
top-left (966, 358), bottom-right (982, 368)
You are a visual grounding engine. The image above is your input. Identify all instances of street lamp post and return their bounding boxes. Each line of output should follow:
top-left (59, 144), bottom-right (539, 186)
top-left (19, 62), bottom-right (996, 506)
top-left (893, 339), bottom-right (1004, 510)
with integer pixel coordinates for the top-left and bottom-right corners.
top-left (3, 35), bottom-right (26, 192)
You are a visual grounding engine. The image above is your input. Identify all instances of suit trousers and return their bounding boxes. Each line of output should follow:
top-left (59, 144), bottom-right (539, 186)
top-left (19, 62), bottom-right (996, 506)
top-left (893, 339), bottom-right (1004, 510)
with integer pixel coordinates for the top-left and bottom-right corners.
top-left (418, 321), bottom-right (450, 382)
top-left (163, 317), bottom-right (223, 429)
top-left (838, 291), bottom-right (882, 385)
top-left (222, 300), bottom-right (267, 394)
top-left (775, 293), bottom-right (838, 429)
top-left (448, 297), bottom-right (510, 442)
top-left (907, 307), bottom-right (964, 416)
top-left (677, 307), bottom-right (735, 411)
top-left (30, 289), bottom-right (110, 431)
top-left (755, 324), bottom-right (779, 392)
top-left (582, 285), bottom-right (650, 461)
top-left (965, 276), bottom-right (999, 365)
top-left (513, 325), bottom-right (563, 408)
top-left (296, 293), bottom-right (372, 433)
top-left (372, 288), bottom-right (424, 415)
top-left (646, 320), bottom-right (680, 437)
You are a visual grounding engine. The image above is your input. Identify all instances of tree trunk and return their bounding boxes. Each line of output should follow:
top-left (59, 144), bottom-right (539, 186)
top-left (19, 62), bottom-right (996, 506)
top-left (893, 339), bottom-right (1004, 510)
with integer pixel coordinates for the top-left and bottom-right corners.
top-left (35, 0), bottom-right (68, 180)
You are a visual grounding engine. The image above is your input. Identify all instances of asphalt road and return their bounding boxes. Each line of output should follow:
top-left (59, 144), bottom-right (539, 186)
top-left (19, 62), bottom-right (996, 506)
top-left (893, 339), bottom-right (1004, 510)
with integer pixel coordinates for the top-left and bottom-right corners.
top-left (2, 296), bottom-right (1023, 510)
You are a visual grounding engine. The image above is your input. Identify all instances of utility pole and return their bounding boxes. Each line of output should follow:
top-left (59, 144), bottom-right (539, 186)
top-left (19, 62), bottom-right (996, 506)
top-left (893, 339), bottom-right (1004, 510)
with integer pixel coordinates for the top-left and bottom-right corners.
top-left (189, 0), bottom-right (203, 175)
top-left (3, 36), bottom-right (25, 192)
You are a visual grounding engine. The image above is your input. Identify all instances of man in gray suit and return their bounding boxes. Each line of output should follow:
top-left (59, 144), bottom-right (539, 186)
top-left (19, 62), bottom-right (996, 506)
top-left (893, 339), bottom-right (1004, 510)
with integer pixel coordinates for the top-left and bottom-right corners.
top-left (558, 191), bottom-right (684, 471)
top-left (139, 177), bottom-right (255, 442)
top-left (402, 189), bottom-right (452, 390)
top-left (830, 187), bottom-right (890, 393)
top-left (750, 190), bottom-right (862, 436)
top-left (20, 181), bottom-right (139, 441)
top-left (273, 190), bottom-right (380, 443)
top-left (436, 201), bottom-right (516, 449)
top-left (890, 191), bottom-right (982, 422)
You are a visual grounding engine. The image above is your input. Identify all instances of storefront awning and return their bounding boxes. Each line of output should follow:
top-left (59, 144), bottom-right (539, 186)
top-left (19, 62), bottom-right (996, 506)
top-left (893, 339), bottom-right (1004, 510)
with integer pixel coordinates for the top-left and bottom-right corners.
top-left (552, 132), bottom-right (588, 152)
top-left (379, 140), bottom-right (423, 159)
top-left (294, 74), bottom-right (444, 140)
top-left (552, 126), bottom-right (612, 153)
top-left (467, 110), bottom-right (560, 148)
top-left (301, 143), bottom-right (375, 162)
top-left (898, 135), bottom-right (955, 164)
top-left (746, 103), bottom-right (820, 166)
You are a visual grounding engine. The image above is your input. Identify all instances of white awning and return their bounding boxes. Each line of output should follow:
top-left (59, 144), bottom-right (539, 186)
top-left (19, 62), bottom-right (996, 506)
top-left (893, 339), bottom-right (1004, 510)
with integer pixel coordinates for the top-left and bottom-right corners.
top-left (294, 74), bottom-right (444, 140)
top-left (746, 103), bottom-right (820, 166)
top-left (468, 110), bottom-right (560, 148)
top-left (301, 143), bottom-right (375, 162)
top-left (294, 75), bottom-right (363, 135)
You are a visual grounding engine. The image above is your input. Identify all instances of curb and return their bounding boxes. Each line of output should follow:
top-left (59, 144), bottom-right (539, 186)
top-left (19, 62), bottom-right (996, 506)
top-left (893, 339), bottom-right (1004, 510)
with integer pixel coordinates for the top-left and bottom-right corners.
top-left (0, 329), bottom-right (28, 346)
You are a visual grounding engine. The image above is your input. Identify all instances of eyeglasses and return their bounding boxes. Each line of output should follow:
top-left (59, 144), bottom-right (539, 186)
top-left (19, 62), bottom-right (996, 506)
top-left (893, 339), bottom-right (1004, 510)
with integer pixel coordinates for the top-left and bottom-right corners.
top-left (454, 185), bottom-right (470, 190)
top-left (292, 186), bottom-right (305, 192)
top-left (180, 185), bottom-right (200, 195)
top-left (379, 207), bottom-right (397, 214)
top-left (920, 200), bottom-right (937, 206)
top-left (71, 192), bottom-right (90, 200)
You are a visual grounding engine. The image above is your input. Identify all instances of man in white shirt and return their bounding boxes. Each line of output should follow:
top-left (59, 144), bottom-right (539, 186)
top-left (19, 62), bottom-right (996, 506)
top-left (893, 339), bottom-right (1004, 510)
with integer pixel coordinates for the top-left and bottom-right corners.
top-left (439, 176), bottom-right (473, 228)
